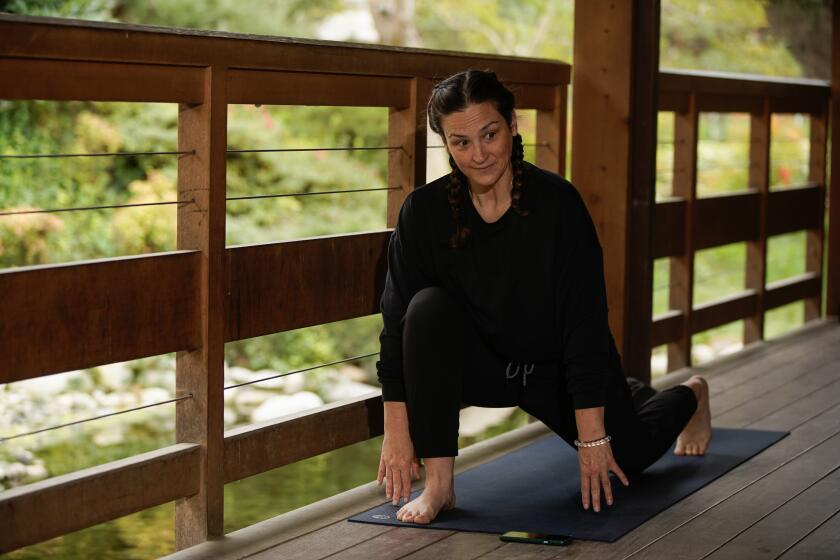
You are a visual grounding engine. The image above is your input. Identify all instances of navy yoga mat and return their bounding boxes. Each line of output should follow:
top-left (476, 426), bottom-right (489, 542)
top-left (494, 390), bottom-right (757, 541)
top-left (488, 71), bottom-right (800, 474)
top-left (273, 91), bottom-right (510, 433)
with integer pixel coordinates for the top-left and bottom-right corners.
top-left (348, 427), bottom-right (787, 542)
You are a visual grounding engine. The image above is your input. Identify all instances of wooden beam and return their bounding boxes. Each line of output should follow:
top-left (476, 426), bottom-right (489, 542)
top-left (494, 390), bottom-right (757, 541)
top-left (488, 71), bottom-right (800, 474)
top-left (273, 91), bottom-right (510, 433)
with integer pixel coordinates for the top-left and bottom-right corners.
top-left (659, 69), bottom-right (830, 100)
top-left (691, 291), bottom-right (759, 334)
top-left (829, 0), bottom-right (840, 318)
top-left (510, 83), bottom-right (563, 111)
top-left (806, 108), bottom-right (829, 320)
top-left (744, 98), bottom-right (770, 344)
top-left (769, 94), bottom-right (830, 115)
top-left (0, 15), bottom-right (570, 85)
top-left (387, 78), bottom-right (431, 227)
top-left (653, 197), bottom-right (686, 258)
top-left (223, 393), bottom-right (384, 483)
top-left (0, 252), bottom-right (200, 384)
top-left (0, 58), bottom-right (204, 103)
top-left (227, 70), bottom-right (411, 108)
top-left (764, 272), bottom-right (822, 311)
top-left (226, 232), bottom-right (390, 341)
top-left (766, 184), bottom-right (825, 236)
top-left (0, 444), bottom-right (199, 554)
top-left (651, 310), bottom-right (684, 348)
top-left (572, 0), bottom-right (660, 383)
top-left (693, 191), bottom-right (760, 250)
top-left (695, 93), bottom-right (763, 114)
top-left (668, 95), bottom-right (698, 371)
top-left (175, 65), bottom-right (227, 549)
top-left (535, 85), bottom-right (568, 176)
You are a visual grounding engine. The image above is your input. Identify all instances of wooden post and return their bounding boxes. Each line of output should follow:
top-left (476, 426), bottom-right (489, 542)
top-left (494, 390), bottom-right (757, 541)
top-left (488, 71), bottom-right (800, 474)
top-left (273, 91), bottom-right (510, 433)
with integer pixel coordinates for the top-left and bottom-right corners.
top-left (668, 94), bottom-right (698, 371)
top-left (536, 85), bottom-right (568, 176)
top-left (175, 65), bottom-right (227, 549)
top-left (572, 0), bottom-right (661, 383)
top-left (387, 77), bottom-right (431, 226)
top-left (827, 0), bottom-right (840, 318)
top-left (807, 106), bottom-right (829, 321)
top-left (744, 98), bottom-right (770, 344)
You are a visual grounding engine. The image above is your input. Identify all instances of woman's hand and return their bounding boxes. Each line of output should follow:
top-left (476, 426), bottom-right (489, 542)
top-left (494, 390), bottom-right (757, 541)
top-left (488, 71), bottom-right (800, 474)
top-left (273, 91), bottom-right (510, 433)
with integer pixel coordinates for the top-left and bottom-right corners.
top-left (574, 406), bottom-right (629, 511)
top-left (377, 402), bottom-right (421, 506)
top-left (578, 441), bottom-right (629, 512)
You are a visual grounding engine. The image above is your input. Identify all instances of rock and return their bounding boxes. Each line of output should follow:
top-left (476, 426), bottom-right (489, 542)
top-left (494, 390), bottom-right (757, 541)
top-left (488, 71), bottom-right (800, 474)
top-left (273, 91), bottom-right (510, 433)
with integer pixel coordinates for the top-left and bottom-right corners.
top-left (282, 372), bottom-right (305, 394)
top-left (140, 387), bottom-right (172, 406)
top-left (96, 391), bottom-right (139, 411)
top-left (250, 392), bottom-right (324, 424)
top-left (56, 392), bottom-right (99, 415)
top-left (227, 366), bottom-right (265, 387)
top-left (338, 364), bottom-right (369, 383)
top-left (233, 388), bottom-right (276, 416)
top-left (650, 352), bottom-right (668, 375)
top-left (224, 407), bottom-right (237, 427)
top-left (458, 406), bottom-right (516, 437)
top-left (93, 426), bottom-right (126, 446)
top-left (138, 369), bottom-right (175, 393)
top-left (322, 378), bottom-right (378, 402)
top-left (24, 463), bottom-right (47, 481)
top-left (692, 344), bottom-right (716, 364)
top-left (13, 374), bottom-right (69, 398)
top-left (251, 369), bottom-right (287, 390)
top-left (98, 362), bottom-right (133, 391)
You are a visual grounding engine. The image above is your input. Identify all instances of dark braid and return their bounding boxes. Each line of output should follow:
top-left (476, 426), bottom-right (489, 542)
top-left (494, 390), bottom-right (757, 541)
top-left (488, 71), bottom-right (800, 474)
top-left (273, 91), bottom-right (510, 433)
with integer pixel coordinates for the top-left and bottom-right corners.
top-left (510, 134), bottom-right (529, 218)
top-left (446, 154), bottom-right (471, 249)
top-left (428, 69), bottom-right (528, 249)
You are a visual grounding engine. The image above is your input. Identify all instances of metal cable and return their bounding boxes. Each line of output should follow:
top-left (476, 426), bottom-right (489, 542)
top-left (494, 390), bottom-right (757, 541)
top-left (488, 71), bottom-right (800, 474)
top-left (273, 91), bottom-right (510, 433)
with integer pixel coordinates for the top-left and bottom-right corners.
top-left (223, 352), bottom-right (379, 391)
top-left (0, 150), bottom-right (195, 160)
top-left (426, 141), bottom-right (549, 149)
top-left (226, 187), bottom-right (398, 202)
top-left (0, 198), bottom-right (197, 217)
top-left (0, 393), bottom-right (193, 443)
top-left (227, 146), bottom-right (401, 154)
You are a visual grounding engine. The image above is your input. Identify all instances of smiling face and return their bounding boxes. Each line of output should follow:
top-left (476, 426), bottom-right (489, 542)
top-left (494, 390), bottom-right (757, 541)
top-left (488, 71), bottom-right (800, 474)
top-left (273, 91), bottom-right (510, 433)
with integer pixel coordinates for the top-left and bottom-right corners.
top-left (440, 101), bottom-right (518, 192)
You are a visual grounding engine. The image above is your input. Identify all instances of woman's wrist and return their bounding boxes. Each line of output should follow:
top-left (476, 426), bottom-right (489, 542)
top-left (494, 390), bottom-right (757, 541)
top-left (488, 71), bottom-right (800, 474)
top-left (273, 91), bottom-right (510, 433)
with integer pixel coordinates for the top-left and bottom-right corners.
top-left (574, 406), bottom-right (606, 441)
top-left (384, 401), bottom-right (410, 433)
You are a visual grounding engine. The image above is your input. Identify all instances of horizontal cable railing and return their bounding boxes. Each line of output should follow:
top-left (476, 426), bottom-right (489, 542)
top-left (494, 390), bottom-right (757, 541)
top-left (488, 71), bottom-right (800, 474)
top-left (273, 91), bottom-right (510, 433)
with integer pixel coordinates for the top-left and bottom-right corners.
top-left (653, 70), bottom-right (830, 371)
top-left (0, 393), bottom-right (193, 443)
top-left (0, 13), bottom-right (570, 555)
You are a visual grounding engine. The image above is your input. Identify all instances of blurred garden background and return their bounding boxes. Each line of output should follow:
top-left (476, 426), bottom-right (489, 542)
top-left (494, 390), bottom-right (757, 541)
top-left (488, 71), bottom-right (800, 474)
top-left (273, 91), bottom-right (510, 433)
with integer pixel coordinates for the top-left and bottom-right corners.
top-left (0, 0), bottom-right (831, 557)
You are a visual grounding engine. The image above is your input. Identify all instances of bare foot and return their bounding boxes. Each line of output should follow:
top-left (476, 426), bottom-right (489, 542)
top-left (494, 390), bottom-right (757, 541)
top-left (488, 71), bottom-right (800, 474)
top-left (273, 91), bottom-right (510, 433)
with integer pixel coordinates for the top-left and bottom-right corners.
top-left (675, 375), bottom-right (712, 456)
top-left (396, 457), bottom-right (456, 524)
top-left (395, 485), bottom-right (456, 524)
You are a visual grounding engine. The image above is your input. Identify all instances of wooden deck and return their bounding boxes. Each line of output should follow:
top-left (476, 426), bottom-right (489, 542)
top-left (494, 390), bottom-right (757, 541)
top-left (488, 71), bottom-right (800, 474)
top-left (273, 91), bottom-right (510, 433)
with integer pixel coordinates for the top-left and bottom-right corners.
top-left (168, 320), bottom-right (840, 560)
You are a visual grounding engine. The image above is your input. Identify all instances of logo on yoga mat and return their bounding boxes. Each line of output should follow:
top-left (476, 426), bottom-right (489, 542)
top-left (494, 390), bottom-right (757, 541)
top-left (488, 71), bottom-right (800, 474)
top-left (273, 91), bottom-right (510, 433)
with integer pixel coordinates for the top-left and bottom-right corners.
top-left (372, 514), bottom-right (391, 520)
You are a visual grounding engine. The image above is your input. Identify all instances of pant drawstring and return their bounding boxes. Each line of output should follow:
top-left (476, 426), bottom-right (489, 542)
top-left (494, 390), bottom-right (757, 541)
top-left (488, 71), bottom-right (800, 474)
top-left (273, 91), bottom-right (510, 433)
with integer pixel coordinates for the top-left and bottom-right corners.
top-left (506, 361), bottom-right (535, 387)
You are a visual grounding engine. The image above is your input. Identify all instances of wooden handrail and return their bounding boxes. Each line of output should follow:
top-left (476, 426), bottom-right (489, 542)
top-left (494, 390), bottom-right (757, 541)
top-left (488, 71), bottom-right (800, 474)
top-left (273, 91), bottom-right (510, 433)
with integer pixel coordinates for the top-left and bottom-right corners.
top-left (0, 14), bottom-right (570, 553)
top-left (654, 69), bottom-right (830, 369)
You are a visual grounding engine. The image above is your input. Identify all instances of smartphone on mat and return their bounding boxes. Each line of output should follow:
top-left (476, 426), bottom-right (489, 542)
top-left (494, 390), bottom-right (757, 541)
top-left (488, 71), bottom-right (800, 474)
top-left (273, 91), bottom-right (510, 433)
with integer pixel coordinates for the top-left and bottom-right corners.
top-left (499, 531), bottom-right (572, 546)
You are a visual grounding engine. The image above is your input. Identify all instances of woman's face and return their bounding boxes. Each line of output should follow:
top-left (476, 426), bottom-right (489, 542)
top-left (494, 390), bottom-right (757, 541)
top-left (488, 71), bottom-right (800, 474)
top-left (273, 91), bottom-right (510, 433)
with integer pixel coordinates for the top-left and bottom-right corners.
top-left (440, 101), bottom-right (518, 191)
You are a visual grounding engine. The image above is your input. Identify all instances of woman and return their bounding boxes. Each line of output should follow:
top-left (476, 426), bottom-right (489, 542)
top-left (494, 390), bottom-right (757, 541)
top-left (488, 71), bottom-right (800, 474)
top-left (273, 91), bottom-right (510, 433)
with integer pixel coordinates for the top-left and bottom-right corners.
top-left (375, 69), bottom-right (712, 525)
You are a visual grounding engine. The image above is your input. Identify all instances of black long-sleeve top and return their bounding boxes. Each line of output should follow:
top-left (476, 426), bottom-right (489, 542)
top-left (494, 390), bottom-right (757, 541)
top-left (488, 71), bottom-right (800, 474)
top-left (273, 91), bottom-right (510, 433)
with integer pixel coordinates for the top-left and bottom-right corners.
top-left (376, 161), bottom-right (616, 410)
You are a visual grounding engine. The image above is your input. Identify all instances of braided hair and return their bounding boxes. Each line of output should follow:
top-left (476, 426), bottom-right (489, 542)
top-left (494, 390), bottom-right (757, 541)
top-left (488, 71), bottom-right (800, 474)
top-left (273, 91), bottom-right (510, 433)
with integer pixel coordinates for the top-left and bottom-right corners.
top-left (427, 70), bottom-right (529, 249)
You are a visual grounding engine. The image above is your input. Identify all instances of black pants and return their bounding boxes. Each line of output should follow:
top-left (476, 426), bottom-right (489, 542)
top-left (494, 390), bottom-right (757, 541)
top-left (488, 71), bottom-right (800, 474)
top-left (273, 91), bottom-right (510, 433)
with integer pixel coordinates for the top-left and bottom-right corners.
top-left (402, 287), bottom-right (697, 474)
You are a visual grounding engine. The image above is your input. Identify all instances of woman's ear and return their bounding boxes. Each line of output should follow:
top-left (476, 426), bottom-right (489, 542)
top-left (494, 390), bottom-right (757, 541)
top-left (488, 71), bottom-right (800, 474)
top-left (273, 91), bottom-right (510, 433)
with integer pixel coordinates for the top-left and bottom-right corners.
top-left (510, 110), bottom-right (519, 136)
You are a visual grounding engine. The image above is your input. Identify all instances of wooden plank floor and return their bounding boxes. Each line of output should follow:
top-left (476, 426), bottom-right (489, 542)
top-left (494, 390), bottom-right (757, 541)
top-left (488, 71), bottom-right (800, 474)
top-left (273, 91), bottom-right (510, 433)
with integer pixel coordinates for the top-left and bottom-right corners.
top-left (245, 322), bottom-right (840, 560)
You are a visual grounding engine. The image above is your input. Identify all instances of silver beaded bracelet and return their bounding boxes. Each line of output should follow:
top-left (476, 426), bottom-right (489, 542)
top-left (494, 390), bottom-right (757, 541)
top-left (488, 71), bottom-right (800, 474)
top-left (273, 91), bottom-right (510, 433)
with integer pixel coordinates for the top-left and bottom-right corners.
top-left (574, 435), bottom-right (611, 448)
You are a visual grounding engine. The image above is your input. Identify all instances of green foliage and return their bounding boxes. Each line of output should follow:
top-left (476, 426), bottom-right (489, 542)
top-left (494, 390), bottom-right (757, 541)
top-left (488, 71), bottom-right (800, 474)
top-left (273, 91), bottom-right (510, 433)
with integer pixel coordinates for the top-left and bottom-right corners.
top-left (1, 1), bottom-right (830, 556)
top-left (0, 0), bottom-right (113, 19)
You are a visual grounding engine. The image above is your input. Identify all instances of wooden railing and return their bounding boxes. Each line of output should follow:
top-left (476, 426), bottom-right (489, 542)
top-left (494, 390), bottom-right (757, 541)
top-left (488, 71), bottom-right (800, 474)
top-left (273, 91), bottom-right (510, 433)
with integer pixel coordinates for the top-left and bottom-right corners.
top-left (0, 15), bottom-right (569, 553)
top-left (652, 69), bottom-right (831, 372)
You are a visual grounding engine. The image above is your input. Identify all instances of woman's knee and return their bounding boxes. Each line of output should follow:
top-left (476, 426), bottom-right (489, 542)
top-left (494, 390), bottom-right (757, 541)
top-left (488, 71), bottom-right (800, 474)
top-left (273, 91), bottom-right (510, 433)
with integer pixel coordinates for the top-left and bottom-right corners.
top-left (405, 286), bottom-right (463, 332)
